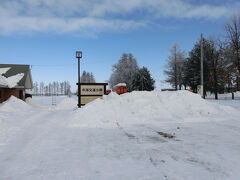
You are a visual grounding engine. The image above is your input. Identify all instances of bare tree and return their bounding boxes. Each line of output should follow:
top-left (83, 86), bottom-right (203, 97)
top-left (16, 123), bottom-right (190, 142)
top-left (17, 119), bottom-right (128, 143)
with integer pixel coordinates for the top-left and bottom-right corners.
top-left (208, 37), bottom-right (220, 99)
top-left (164, 43), bottom-right (185, 90)
top-left (33, 82), bottom-right (39, 95)
top-left (60, 82), bottom-right (64, 95)
top-left (40, 82), bottom-right (44, 96)
top-left (225, 14), bottom-right (240, 90)
top-left (44, 85), bottom-right (49, 96)
top-left (109, 53), bottom-right (139, 91)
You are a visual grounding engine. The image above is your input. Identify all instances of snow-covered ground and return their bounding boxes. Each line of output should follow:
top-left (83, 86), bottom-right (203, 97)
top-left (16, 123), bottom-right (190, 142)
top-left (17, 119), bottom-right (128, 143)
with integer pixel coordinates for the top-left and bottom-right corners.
top-left (206, 91), bottom-right (240, 100)
top-left (32, 95), bottom-right (71, 107)
top-left (0, 91), bottom-right (240, 180)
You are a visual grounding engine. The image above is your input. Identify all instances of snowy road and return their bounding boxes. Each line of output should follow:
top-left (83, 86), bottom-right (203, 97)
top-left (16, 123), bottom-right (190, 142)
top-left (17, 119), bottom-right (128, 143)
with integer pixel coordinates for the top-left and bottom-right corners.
top-left (0, 92), bottom-right (240, 180)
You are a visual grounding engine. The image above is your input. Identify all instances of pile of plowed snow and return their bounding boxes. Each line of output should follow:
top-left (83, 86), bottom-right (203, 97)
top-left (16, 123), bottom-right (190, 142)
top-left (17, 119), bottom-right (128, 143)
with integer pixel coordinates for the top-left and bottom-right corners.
top-left (56, 98), bottom-right (77, 110)
top-left (69, 91), bottom-right (239, 128)
top-left (0, 96), bottom-right (33, 112)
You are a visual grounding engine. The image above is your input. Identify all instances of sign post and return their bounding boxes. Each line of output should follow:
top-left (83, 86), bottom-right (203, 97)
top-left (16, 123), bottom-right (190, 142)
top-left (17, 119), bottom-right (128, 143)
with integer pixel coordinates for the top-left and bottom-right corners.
top-left (76, 51), bottom-right (82, 108)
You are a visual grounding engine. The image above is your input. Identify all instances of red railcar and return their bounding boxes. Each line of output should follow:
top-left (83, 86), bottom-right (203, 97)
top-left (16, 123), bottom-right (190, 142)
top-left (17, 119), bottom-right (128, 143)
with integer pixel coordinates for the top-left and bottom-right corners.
top-left (112, 83), bottom-right (127, 95)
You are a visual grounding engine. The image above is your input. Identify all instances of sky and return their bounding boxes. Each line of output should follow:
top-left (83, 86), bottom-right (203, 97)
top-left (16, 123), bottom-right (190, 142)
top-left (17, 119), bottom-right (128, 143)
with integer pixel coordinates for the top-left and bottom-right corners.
top-left (0, 0), bottom-right (239, 92)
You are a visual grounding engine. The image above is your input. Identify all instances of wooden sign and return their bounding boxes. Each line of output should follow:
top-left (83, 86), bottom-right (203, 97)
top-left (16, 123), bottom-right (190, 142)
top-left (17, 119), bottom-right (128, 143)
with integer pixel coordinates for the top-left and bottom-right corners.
top-left (81, 96), bottom-right (103, 105)
top-left (81, 85), bottom-right (105, 95)
top-left (76, 83), bottom-right (108, 105)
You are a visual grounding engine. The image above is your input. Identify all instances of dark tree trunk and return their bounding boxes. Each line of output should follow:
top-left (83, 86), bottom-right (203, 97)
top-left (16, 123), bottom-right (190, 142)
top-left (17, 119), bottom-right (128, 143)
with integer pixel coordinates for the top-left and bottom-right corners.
top-left (179, 84), bottom-right (182, 90)
top-left (215, 91), bottom-right (218, 99)
top-left (214, 61), bottom-right (218, 100)
top-left (237, 74), bottom-right (240, 91)
top-left (231, 84), bottom-right (235, 99)
top-left (237, 49), bottom-right (240, 91)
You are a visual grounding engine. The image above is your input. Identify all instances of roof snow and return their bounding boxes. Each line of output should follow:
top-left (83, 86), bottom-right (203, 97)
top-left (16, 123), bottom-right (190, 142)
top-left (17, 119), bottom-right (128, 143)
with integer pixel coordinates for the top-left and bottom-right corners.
top-left (0, 67), bottom-right (11, 75)
top-left (0, 67), bottom-right (25, 88)
top-left (115, 83), bottom-right (127, 86)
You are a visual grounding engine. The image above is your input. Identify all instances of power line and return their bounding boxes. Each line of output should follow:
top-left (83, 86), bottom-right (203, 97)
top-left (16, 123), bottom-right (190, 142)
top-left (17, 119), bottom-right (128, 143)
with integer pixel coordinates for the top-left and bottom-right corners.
top-left (31, 60), bottom-right (110, 68)
top-left (31, 64), bottom-right (75, 67)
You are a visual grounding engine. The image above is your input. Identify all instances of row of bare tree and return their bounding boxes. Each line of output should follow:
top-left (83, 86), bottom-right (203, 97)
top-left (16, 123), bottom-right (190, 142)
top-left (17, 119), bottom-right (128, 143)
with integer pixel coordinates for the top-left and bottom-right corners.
top-left (164, 15), bottom-right (240, 99)
top-left (33, 81), bottom-right (71, 96)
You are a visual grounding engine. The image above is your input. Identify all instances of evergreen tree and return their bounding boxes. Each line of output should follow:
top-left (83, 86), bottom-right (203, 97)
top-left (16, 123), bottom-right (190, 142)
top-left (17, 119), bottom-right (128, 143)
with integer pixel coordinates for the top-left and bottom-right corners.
top-left (183, 37), bottom-right (223, 96)
top-left (184, 39), bottom-right (210, 93)
top-left (81, 71), bottom-right (96, 83)
top-left (132, 67), bottom-right (155, 91)
top-left (90, 73), bottom-right (96, 83)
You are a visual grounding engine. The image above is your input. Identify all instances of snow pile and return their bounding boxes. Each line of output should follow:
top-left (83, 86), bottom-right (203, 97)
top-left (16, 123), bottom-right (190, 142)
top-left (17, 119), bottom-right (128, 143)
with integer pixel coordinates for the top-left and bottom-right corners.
top-left (0, 96), bottom-right (32, 112)
top-left (0, 67), bottom-right (24, 88)
top-left (70, 91), bottom-right (239, 128)
top-left (0, 92), bottom-right (240, 179)
top-left (56, 97), bottom-right (77, 110)
top-left (236, 91), bottom-right (240, 96)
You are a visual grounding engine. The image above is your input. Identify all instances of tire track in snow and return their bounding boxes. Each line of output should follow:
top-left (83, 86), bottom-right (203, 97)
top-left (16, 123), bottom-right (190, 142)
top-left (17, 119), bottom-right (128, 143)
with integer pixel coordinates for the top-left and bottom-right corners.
top-left (112, 104), bottom-right (168, 168)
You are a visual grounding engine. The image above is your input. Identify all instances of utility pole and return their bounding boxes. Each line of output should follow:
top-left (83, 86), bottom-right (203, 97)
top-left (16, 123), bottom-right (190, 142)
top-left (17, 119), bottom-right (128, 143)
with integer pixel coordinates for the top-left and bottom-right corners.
top-left (201, 34), bottom-right (205, 99)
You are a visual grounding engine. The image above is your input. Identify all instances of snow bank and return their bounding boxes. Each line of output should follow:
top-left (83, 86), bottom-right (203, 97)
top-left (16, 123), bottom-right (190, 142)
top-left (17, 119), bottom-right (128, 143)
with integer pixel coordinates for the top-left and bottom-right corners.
top-left (70, 91), bottom-right (239, 128)
top-left (0, 96), bottom-right (32, 112)
top-left (56, 98), bottom-right (77, 110)
top-left (0, 91), bottom-right (240, 179)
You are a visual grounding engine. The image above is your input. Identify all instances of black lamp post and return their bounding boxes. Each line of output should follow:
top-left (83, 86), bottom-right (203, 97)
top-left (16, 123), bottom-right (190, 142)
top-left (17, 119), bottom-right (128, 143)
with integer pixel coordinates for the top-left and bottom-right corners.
top-left (76, 51), bottom-right (82, 108)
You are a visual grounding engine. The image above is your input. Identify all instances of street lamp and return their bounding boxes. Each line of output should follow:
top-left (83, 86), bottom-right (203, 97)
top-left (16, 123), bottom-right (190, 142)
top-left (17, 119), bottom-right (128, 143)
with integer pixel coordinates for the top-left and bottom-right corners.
top-left (76, 51), bottom-right (82, 108)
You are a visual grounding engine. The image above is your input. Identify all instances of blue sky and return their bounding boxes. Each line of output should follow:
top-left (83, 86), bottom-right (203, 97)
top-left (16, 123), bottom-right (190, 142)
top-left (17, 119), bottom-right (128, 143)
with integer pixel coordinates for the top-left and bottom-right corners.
top-left (0, 0), bottom-right (239, 91)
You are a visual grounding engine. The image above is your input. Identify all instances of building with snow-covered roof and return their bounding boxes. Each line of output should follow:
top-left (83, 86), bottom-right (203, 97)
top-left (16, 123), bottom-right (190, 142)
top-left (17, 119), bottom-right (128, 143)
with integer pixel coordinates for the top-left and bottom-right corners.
top-left (0, 64), bottom-right (33, 103)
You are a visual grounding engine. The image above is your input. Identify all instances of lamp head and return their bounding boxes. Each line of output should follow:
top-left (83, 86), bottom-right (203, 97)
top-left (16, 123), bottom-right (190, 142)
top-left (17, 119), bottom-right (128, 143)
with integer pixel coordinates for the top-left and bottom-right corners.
top-left (76, 51), bottom-right (82, 58)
